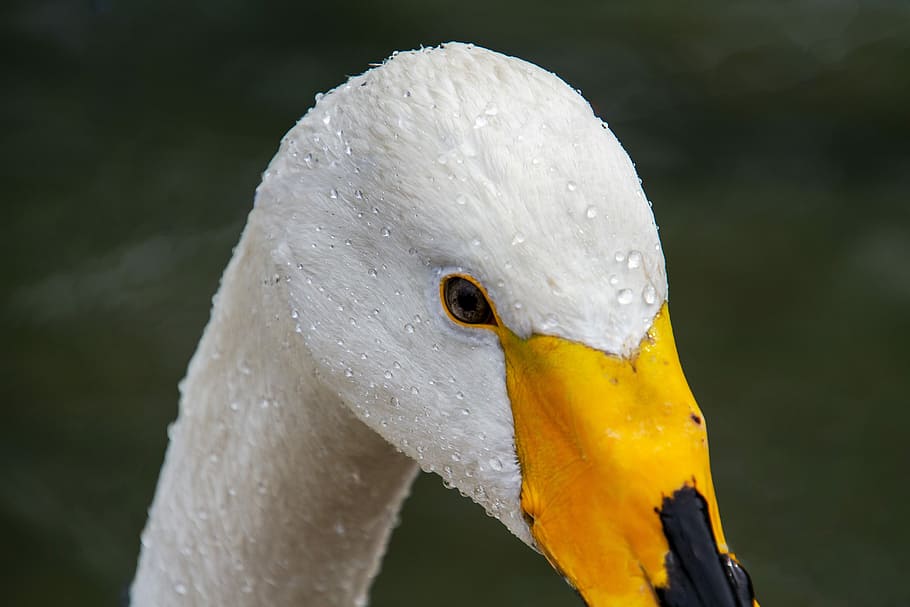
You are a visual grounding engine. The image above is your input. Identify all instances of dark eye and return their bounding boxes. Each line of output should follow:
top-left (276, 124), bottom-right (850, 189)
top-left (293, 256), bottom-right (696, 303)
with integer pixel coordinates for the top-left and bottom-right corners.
top-left (443, 276), bottom-right (496, 326)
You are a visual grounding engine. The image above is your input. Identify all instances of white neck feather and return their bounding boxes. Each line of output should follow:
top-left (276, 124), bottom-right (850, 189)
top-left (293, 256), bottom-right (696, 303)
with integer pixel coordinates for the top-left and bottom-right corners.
top-left (130, 218), bottom-right (418, 606)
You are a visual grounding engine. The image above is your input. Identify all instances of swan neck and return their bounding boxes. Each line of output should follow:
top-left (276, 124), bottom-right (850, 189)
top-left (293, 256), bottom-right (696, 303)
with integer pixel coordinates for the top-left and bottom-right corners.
top-left (131, 217), bottom-right (418, 606)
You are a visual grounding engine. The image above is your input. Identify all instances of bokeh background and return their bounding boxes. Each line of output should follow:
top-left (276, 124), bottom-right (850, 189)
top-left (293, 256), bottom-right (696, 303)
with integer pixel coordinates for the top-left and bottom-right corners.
top-left (3, 0), bottom-right (909, 605)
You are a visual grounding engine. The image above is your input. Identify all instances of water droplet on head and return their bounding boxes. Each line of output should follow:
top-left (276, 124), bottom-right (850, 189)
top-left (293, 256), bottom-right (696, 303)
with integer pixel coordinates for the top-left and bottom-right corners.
top-left (404, 323), bottom-right (415, 333)
top-left (614, 251), bottom-right (626, 263)
top-left (585, 206), bottom-right (597, 219)
top-left (617, 289), bottom-right (634, 305)
top-left (489, 457), bottom-right (504, 471)
top-left (511, 232), bottom-right (526, 245)
top-left (344, 368), bottom-right (354, 378)
top-left (329, 188), bottom-right (338, 199)
top-left (455, 194), bottom-right (467, 205)
top-left (567, 181), bottom-right (577, 192)
top-left (174, 583), bottom-right (188, 596)
top-left (474, 115), bottom-right (487, 128)
top-left (627, 250), bottom-right (642, 269)
top-left (368, 268), bottom-right (378, 277)
top-left (643, 283), bottom-right (657, 305)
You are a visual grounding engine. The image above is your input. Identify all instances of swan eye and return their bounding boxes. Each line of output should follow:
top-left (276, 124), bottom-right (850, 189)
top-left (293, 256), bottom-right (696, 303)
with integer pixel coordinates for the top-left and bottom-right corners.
top-left (442, 276), bottom-right (496, 326)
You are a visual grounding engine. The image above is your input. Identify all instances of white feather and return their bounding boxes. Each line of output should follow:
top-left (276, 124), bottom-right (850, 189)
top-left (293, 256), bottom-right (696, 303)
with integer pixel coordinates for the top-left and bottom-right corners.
top-left (132, 43), bottom-right (665, 606)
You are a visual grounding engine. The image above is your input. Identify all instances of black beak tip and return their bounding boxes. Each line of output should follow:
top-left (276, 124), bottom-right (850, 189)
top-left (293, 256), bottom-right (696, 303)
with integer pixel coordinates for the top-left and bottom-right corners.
top-left (654, 486), bottom-right (756, 607)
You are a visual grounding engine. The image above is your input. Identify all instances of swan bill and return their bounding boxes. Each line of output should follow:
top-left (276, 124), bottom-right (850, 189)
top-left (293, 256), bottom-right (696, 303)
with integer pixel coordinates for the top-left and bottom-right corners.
top-left (496, 303), bottom-right (758, 607)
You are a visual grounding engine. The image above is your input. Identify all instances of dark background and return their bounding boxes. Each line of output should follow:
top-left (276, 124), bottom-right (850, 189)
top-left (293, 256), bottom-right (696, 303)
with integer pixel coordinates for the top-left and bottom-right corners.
top-left (3, 1), bottom-right (908, 605)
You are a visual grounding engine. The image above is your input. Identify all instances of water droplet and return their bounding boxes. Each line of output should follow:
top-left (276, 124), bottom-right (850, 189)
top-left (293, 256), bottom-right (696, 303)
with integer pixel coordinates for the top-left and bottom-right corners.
top-left (473, 115), bottom-right (487, 128)
top-left (329, 188), bottom-right (338, 199)
top-left (617, 289), bottom-right (634, 305)
top-left (381, 226), bottom-right (391, 237)
top-left (567, 181), bottom-right (577, 192)
top-left (390, 396), bottom-right (400, 407)
top-left (410, 386), bottom-right (420, 395)
top-left (354, 189), bottom-right (364, 199)
top-left (344, 239), bottom-right (352, 246)
top-left (627, 250), bottom-right (642, 269)
top-left (643, 283), bottom-right (657, 305)
top-left (368, 268), bottom-right (378, 277)
top-left (174, 583), bottom-right (188, 596)
top-left (229, 401), bottom-right (239, 412)
top-left (614, 251), bottom-right (626, 263)
top-left (455, 391), bottom-right (465, 400)
top-left (334, 521), bottom-right (346, 536)
top-left (322, 114), bottom-right (331, 125)
top-left (404, 323), bottom-right (415, 333)
top-left (384, 370), bottom-right (393, 379)
top-left (511, 232), bottom-right (526, 245)
top-left (585, 206), bottom-right (597, 219)
top-left (489, 457), bottom-right (504, 471)
top-left (344, 368), bottom-right (354, 378)
top-left (290, 309), bottom-right (299, 320)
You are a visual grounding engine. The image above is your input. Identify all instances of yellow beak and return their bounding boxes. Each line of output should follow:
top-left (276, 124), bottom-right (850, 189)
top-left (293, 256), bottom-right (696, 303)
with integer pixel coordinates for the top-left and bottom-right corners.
top-left (496, 303), bottom-right (758, 606)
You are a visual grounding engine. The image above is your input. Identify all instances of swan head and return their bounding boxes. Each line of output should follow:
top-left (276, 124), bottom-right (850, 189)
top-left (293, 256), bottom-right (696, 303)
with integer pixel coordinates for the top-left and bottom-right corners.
top-left (254, 43), bottom-right (756, 606)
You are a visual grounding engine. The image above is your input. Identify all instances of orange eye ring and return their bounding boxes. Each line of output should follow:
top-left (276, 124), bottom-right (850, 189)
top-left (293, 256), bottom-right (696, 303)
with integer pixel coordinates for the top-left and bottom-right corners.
top-left (440, 274), bottom-right (501, 328)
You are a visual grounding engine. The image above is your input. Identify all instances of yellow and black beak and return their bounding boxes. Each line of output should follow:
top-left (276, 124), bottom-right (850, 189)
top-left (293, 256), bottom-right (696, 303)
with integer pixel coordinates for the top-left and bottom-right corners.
top-left (495, 303), bottom-right (758, 607)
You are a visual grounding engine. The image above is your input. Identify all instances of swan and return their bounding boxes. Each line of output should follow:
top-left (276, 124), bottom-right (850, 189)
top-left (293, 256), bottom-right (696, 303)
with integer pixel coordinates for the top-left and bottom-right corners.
top-left (131, 43), bottom-right (758, 607)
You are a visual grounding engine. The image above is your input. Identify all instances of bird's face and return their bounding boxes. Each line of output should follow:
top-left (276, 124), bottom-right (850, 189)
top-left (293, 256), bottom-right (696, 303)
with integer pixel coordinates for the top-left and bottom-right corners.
top-left (258, 44), bottom-right (757, 606)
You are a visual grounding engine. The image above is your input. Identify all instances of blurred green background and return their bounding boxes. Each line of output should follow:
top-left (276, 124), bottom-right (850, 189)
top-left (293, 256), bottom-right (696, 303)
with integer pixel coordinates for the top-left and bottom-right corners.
top-left (3, 0), bottom-right (908, 605)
